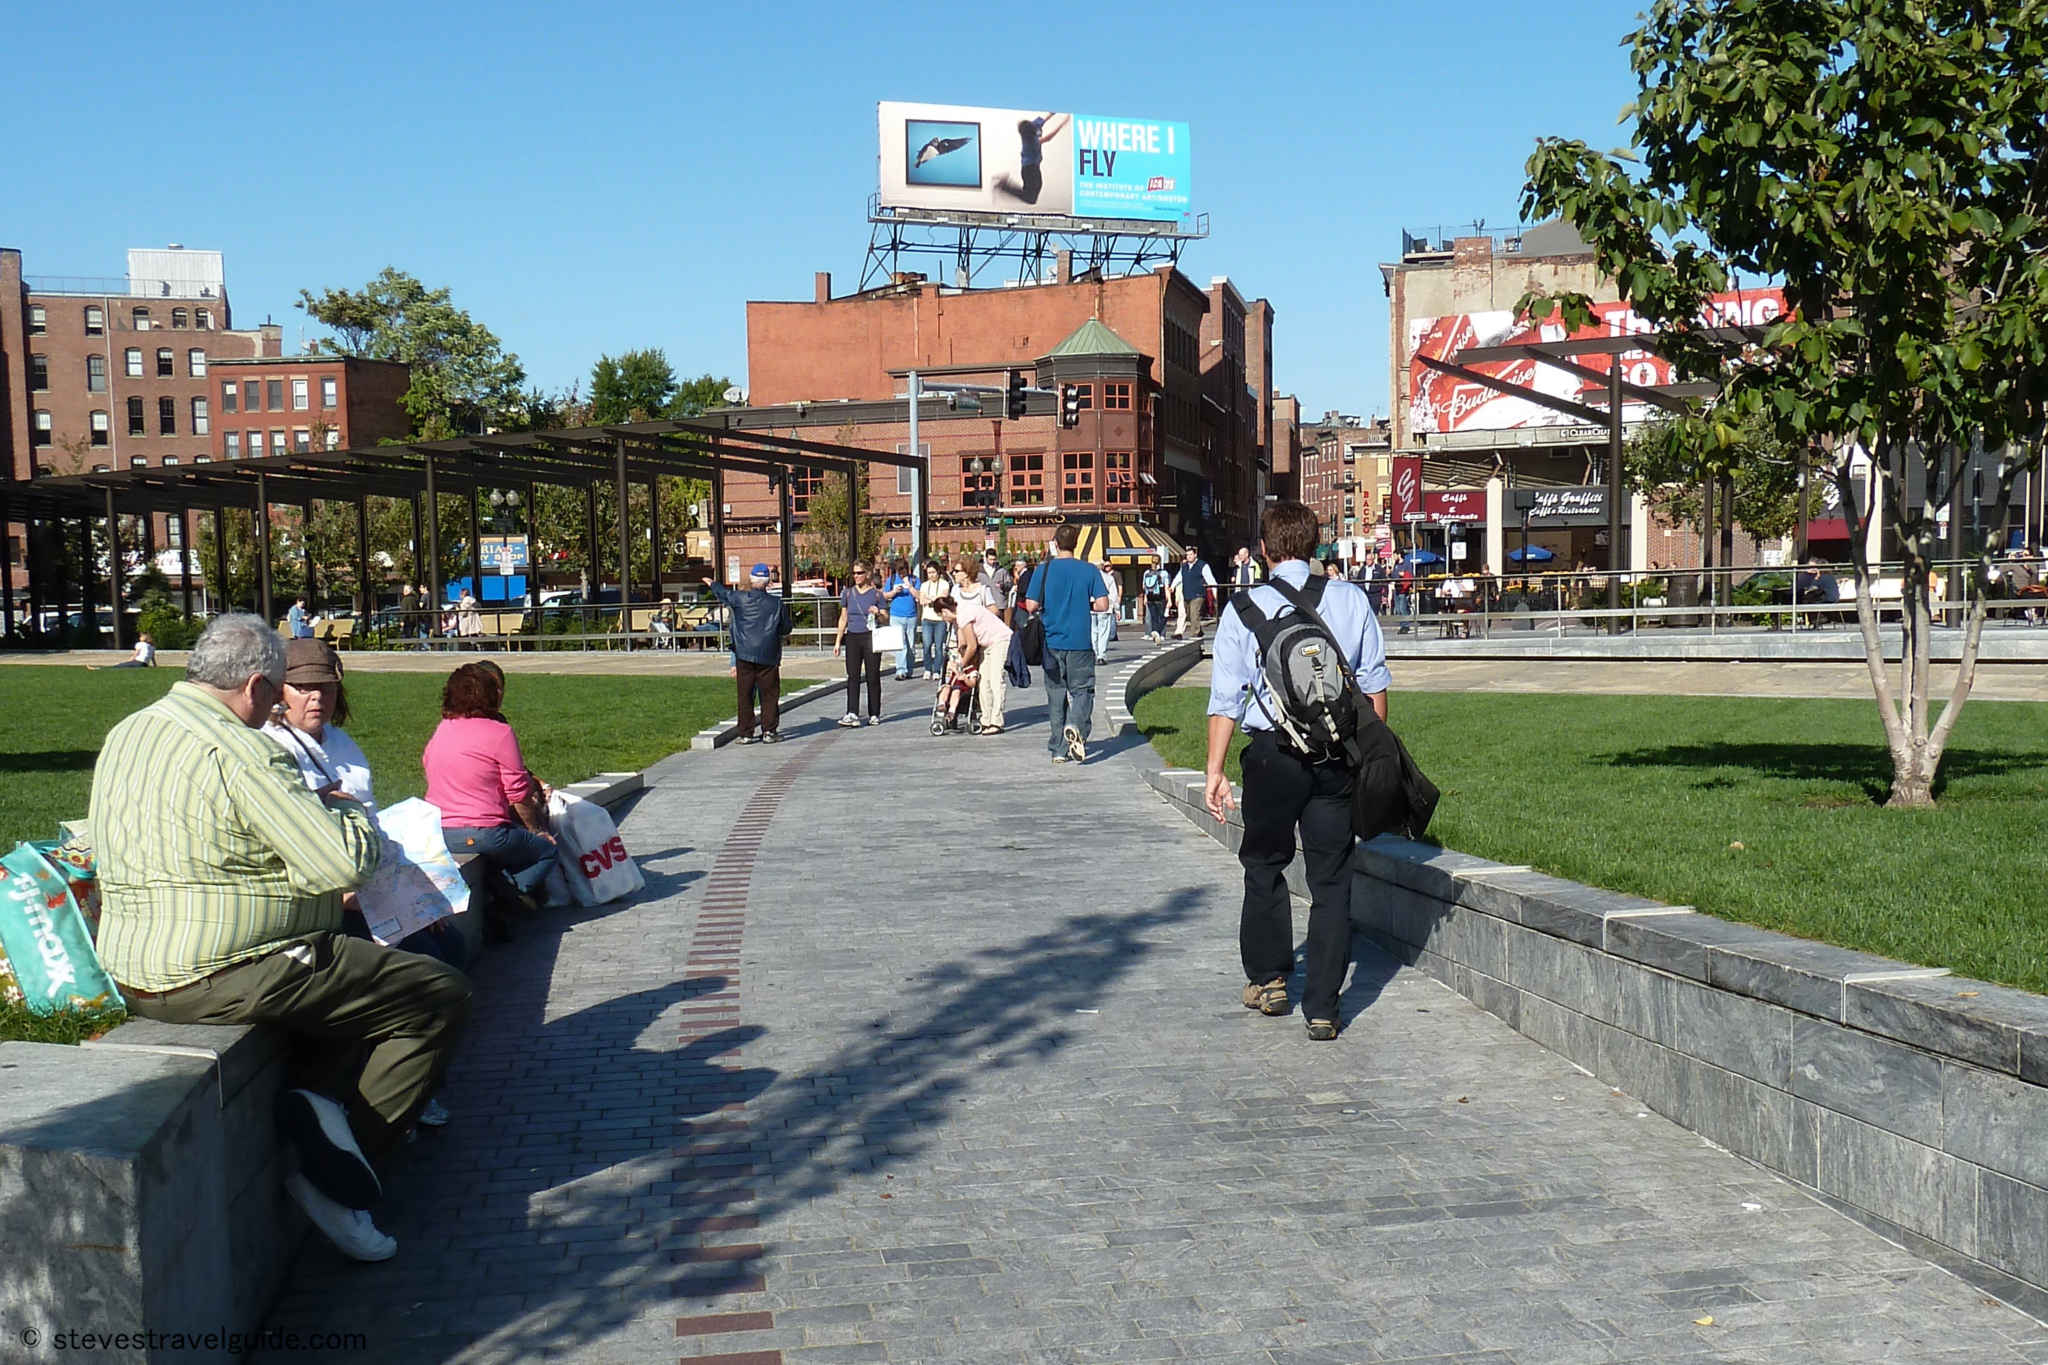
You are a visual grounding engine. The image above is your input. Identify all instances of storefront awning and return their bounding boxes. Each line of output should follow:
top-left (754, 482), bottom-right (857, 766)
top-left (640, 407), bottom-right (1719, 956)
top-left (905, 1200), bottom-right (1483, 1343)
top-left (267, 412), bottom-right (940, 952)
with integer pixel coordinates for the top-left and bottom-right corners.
top-left (1072, 520), bottom-right (1184, 564)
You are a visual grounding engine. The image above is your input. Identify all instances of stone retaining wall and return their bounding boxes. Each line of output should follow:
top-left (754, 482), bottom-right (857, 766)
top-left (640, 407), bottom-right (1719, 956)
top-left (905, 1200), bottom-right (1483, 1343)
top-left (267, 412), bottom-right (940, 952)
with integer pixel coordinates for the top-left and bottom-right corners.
top-left (1133, 755), bottom-right (2048, 1313)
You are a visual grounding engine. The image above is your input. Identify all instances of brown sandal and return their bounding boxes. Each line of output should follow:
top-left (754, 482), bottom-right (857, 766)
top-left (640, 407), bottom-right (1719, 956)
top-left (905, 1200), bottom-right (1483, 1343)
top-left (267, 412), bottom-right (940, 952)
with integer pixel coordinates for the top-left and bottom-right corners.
top-left (1242, 979), bottom-right (1289, 1016)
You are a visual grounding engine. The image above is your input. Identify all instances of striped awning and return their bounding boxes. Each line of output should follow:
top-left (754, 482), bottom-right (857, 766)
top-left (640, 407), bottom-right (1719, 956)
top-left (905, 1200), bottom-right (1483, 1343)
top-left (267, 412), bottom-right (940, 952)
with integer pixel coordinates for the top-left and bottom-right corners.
top-left (1071, 520), bottom-right (1185, 565)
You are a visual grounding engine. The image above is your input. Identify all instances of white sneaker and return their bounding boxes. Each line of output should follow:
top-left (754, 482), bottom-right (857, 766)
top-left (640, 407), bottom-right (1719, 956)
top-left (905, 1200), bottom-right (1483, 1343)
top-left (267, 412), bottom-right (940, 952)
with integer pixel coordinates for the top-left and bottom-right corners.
top-left (837, 713), bottom-right (860, 728)
top-left (1064, 724), bottom-right (1087, 763)
top-left (866, 715), bottom-right (882, 726)
top-left (417, 1096), bottom-right (450, 1128)
top-left (286, 1172), bottom-right (397, 1262)
top-left (279, 1088), bottom-right (381, 1209)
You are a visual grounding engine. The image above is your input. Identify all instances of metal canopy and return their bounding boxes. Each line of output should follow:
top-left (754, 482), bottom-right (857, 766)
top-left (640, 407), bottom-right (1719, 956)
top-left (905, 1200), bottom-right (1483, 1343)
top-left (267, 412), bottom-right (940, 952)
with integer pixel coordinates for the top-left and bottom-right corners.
top-left (1, 416), bottom-right (920, 648)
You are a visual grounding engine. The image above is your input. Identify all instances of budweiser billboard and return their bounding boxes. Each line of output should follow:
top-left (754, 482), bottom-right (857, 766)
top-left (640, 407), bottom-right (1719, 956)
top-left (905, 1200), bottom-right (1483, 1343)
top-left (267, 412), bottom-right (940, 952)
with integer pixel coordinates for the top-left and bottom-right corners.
top-left (1408, 288), bottom-right (1786, 434)
top-left (1390, 457), bottom-right (1423, 523)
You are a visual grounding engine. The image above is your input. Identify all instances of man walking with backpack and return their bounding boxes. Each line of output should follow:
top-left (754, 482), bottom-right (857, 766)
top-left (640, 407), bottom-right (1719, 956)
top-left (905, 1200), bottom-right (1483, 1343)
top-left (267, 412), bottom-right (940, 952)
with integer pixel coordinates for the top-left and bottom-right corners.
top-left (1204, 501), bottom-right (1390, 1041)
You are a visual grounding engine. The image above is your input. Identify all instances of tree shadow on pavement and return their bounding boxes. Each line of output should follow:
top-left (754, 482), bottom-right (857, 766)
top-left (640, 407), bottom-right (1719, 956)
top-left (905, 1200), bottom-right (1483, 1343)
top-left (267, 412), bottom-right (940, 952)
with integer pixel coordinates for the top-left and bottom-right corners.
top-left (255, 887), bottom-right (1205, 1363)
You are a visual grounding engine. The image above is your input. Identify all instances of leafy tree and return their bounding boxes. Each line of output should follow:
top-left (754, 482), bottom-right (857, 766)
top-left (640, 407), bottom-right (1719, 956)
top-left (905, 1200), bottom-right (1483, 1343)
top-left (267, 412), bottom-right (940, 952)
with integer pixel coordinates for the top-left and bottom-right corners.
top-left (589, 349), bottom-right (678, 424)
top-left (799, 468), bottom-right (880, 582)
top-left (1522, 0), bottom-right (2048, 807)
top-left (670, 373), bottom-right (736, 419)
top-left (1626, 409), bottom-right (1821, 551)
top-left (297, 268), bottom-right (527, 439)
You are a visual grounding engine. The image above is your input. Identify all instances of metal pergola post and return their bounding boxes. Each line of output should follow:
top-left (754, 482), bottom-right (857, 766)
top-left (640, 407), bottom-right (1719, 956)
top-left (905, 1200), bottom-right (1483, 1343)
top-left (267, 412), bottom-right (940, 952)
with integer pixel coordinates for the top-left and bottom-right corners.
top-left (647, 475), bottom-right (661, 603)
top-left (777, 469), bottom-right (795, 591)
top-left (1607, 363), bottom-right (1624, 631)
top-left (356, 495), bottom-right (373, 621)
top-left (214, 507), bottom-right (230, 615)
top-left (301, 503), bottom-right (316, 608)
top-left (0, 487), bottom-right (15, 642)
top-left (177, 500), bottom-right (193, 619)
top-left (409, 492), bottom-right (423, 594)
top-left (25, 517), bottom-right (46, 639)
top-left (847, 463), bottom-right (862, 578)
top-left (708, 468), bottom-right (726, 583)
top-left (422, 455), bottom-right (442, 619)
top-left (614, 439), bottom-right (633, 649)
top-left (583, 481), bottom-right (600, 594)
top-left (104, 485), bottom-right (128, 651)
top-left (466, 480), bottom-right (483, 609)
top-left (254, 472), bottom-right (274, 625)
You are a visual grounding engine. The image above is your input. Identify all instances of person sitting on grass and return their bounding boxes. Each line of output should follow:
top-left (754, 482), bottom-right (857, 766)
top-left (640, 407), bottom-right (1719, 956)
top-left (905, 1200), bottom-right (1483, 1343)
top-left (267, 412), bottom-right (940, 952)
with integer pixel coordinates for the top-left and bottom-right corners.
top-left (89, 633), bottom-right (156, 670)
top-left (90, 613), bottom-right (471, 1263)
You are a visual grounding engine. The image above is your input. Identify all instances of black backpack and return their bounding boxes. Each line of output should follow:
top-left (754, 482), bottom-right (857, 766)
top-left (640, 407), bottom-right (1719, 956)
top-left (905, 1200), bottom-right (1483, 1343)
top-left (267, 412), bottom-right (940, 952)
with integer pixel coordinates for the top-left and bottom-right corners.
top-left (1231, 576), bottom-right (1365, 765)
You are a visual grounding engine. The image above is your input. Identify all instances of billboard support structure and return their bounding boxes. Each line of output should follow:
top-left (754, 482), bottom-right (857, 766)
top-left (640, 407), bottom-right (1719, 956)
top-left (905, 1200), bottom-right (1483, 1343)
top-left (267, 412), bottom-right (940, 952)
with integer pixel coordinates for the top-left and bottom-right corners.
top-left (860, 197), bottom-right (1208, 291)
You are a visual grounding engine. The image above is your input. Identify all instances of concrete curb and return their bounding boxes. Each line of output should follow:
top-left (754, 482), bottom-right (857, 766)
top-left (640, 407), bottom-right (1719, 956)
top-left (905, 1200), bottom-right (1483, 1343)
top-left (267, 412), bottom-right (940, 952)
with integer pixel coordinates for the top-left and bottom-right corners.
top-left (689, 678), bottom-right (844, 751)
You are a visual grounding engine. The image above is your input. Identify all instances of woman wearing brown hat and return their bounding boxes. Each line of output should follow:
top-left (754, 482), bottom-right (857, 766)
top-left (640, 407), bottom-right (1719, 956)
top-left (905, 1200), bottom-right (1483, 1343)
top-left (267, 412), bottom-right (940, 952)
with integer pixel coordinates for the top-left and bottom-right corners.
top-left (264, 639), bottom-right (375, 817)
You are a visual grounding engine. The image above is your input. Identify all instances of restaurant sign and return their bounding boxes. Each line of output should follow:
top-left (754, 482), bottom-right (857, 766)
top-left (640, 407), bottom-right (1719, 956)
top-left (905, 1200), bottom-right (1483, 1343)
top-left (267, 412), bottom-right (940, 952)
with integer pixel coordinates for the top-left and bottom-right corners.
top-left (1423, 489), bottom-right (1485, 524)
top-left (1512, 486), bottom-right (1609, 527)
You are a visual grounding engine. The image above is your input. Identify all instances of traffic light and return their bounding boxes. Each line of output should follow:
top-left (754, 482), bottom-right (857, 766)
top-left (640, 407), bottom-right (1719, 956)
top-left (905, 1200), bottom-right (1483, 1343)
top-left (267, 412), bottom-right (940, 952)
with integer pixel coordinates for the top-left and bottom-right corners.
top-left (1006, 369), bottom-right (1027, 421)
top-left (1060, 384), bottom-right (1082, 429)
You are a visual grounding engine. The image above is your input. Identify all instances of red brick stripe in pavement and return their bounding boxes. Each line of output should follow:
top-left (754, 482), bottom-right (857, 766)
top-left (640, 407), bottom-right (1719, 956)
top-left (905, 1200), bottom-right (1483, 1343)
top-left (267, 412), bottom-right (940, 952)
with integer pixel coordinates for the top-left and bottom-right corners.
top-left (676, 735), bottom-right (839, 1365)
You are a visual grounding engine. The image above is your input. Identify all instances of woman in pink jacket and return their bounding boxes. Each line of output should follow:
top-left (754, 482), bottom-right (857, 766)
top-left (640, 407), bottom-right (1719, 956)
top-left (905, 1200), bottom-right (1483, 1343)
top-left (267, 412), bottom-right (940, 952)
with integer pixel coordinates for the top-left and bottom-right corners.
top-left (423, 663), bottom-right (555, 908)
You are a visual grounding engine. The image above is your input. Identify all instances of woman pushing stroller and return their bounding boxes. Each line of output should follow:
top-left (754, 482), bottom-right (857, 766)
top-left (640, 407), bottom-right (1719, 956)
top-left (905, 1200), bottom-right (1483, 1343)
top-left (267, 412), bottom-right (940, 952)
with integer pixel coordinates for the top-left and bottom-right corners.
top-left (932, 593), bottom-right (1012, 736)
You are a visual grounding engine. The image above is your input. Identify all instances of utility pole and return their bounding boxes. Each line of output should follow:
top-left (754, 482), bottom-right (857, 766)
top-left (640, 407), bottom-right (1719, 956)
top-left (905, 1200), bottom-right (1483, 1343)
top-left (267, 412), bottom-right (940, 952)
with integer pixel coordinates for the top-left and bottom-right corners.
top-left (908, 370), bottom-right (923, 565)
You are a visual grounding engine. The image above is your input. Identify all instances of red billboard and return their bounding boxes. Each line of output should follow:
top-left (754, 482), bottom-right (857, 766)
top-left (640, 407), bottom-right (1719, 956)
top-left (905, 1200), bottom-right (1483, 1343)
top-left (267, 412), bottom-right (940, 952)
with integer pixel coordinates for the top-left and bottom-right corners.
top-left (1407, 288), bottom-right (1787, 434)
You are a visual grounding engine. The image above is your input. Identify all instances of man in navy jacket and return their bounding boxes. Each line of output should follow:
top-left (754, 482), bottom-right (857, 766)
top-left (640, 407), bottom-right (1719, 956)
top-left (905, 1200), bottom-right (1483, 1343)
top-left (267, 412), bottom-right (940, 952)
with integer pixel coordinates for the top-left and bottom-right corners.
top-left (704, 565), bottom-right (794, 744)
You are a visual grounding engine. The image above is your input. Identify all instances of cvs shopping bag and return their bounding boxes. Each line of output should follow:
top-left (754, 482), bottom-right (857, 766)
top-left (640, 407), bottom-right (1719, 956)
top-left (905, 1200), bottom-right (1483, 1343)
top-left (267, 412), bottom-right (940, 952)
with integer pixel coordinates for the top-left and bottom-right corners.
top-left (549, 791), bottom-right (644, 906)
top-left (0, 842), bottom-right (123, 1015)
top-left (355, 798), bottom-right (471, 946)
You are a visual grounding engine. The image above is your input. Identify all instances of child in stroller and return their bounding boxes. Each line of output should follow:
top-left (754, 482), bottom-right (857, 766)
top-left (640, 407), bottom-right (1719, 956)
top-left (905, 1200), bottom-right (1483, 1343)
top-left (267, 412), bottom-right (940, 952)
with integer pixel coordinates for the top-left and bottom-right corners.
top-left (930, 661), bottom-right (982, 735)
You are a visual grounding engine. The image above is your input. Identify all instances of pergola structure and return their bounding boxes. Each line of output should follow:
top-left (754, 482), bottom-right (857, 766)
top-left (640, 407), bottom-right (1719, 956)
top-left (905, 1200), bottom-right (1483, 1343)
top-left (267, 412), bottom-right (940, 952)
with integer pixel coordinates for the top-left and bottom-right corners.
top-left (1414, 323), bottom-right (1759, 619)
top-left (0, 418), bottom-right (923, 649)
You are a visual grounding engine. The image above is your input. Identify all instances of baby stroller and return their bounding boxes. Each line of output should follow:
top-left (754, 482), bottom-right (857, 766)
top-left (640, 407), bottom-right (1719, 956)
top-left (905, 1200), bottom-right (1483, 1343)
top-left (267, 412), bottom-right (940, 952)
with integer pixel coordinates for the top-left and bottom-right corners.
top-left (929, 664), bottom-right (983, 735)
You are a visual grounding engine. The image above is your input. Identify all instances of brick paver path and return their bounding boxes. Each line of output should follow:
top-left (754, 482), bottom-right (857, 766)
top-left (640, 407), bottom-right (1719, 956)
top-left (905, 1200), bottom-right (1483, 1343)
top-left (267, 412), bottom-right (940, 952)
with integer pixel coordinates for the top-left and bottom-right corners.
top-left (257, 651), bottom-right (2048, 1364)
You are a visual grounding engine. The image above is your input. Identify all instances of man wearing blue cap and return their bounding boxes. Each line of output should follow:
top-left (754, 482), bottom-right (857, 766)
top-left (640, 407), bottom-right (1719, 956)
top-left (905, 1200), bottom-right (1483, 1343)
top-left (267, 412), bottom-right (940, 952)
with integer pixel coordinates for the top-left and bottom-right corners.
top-left (703, 565), bottom-right (793, 744)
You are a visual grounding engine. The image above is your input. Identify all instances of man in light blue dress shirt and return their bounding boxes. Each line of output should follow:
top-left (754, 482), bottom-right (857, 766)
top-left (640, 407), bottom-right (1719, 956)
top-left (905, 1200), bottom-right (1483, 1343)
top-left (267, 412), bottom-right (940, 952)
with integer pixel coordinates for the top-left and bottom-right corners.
top-left (1205, 501), bottom-right (1391, 1041)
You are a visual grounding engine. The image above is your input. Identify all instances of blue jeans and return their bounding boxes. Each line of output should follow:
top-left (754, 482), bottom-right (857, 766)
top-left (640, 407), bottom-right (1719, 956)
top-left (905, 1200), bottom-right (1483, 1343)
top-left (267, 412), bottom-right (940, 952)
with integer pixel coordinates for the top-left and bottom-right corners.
top-left (892, 614), bottom-right (919, 675)
top-left (1090, 611), bottom-right (1113, 660)
top-left (1043, 648), bottom-right (1096, 754)
top-left (442, 824), bottom-right (556, 897)
top-left (921, 619), bottom-right (947, 675)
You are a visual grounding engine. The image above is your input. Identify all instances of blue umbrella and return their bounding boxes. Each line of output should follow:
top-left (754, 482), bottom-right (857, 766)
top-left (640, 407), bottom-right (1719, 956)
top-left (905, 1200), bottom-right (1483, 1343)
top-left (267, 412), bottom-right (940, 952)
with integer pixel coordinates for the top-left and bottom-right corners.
top-left (1400, 550), bottom-right (1444, 566)
top-left (1507, 546), bottom-right (1557, 563)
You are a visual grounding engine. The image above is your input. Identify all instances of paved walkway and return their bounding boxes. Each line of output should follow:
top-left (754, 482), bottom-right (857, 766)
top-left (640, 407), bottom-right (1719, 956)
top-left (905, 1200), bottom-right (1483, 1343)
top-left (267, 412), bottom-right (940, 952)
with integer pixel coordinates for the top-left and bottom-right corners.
top-left (254, 652), bottom-right (2047, 1364)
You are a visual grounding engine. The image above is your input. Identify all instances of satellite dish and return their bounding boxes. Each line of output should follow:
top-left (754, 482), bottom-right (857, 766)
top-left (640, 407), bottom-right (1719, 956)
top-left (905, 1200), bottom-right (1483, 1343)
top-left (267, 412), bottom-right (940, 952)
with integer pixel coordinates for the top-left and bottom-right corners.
top-left (722, 386), bottom-right (746, 405)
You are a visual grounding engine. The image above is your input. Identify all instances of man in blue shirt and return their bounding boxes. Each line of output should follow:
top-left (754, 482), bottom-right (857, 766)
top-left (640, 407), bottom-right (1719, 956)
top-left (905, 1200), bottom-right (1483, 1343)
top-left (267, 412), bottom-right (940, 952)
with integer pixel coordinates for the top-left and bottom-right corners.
top-left (1024, 523), bottom-right (1110, 764)
top-left (1204, 501), bottom-right (1392, 1042)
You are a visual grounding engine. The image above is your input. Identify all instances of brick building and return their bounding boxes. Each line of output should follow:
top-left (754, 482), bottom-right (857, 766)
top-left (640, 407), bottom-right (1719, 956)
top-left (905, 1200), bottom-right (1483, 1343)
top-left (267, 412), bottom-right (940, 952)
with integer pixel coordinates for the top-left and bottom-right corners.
top-left (206, 354), bottom-right (411, 459)
top-left (731, 261), bottom-right (1278, 575)
top-left (1294, 413), bottom-right (1391, 562)
top-left (2, 246), bottom-right (280, 576)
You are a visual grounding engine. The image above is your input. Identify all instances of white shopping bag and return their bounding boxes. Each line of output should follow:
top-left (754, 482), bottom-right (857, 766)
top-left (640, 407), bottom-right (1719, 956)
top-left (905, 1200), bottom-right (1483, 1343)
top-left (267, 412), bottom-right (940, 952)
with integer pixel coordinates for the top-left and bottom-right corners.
top-left (358, 798), bottom-right (471, 945)
top-left (548, 791), bottom-right (645, 906)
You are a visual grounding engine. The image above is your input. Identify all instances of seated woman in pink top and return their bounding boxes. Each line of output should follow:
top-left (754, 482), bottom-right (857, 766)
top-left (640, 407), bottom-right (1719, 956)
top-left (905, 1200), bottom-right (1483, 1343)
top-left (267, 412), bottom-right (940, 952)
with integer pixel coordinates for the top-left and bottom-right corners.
top-left (423, 663), bottom-right (556, 906)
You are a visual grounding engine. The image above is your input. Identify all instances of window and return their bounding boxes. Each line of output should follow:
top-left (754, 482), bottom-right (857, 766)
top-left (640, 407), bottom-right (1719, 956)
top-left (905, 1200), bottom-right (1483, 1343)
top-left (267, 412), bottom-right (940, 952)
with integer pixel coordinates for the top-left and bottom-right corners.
top-left (1071, 383), bottom-right (1094, 411)
top-left (31, 411), bottom-right (52, 448)
top-left (1062, 451), bottom-right (1095, 503)
top-left (1103, 382), bottom-right (1133, 411)
top-left (189, 349), bottom-right (206, 376)
top-left (293, 428), bottom-right (310, 452)
top-left (28, 305), bottom-right (45, 335)
top-left (84, 305), bottom-right (104, 335)
top-left (132, 307), bottom-right (151, 331)
top-left (1008, 452), bottom-right (1046, 505)
top-left (156, 348), bottom-right (174, 377)
top-left (1104, 451), bottom-right (1135, 505)
top-left (192, 398), bottom-right (209, 435)
top-left (324, 426), bottom-right (342, 450)
top-left (29, 355), bottom-right (48, 391)
top-left (159, 396), bottom-right (177, 435)
top-left (959, 455), bottom-right (999, 506)
top-left (265, 379), bottom-right (284, 411)
top-left (128, 398), bottom-right (146, 435)
top-left (269, 429), bottom-right (286, 456)
top-left (788, 467), bottom-right (824, 513)
top-left (320, 376), bottom-right (337, 408)
top-left (88, 410), bottom-right (111, 447)
top-left (171, 308), bottom-right (188, 328)
top-left (245, 429), bottom-right (260, 458)
top-left (291, 377), bottom-right (309, 410)
top-left (195, 308), bottom-right (212, 330)
top-left (130, 457), bottom-right (148, 470)
top-left (164, 513), bottom-right (183, 545)
top-left (124, 348), bottom-right (144, 378)
top-left (87, 354), bottom-right (107, 392)
top-left (243, 380), bottom-right (260, 411)
top-left (225, 431), bottom-right (241, 457)
top-left (220, 380), bottom-right (236, 413)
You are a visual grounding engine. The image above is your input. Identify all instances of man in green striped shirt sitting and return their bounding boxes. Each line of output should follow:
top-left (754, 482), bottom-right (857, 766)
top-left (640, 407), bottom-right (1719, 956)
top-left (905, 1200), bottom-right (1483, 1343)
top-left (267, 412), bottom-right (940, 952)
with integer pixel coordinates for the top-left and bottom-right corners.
top-left (91, 614), bottom-right (472, 1262)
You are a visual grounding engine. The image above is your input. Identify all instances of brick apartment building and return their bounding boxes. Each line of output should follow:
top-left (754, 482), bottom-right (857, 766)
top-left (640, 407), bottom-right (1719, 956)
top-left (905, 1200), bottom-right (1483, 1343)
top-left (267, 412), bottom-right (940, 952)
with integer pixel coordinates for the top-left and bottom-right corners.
top-left (727, 260), bottom-right (1277, 577)
top-left (1294, 412), bottom-right (1391, 562)
top-left (2, 246), bottom-right (281, 575)
top-left (206, 354), bottom-right (411, 459)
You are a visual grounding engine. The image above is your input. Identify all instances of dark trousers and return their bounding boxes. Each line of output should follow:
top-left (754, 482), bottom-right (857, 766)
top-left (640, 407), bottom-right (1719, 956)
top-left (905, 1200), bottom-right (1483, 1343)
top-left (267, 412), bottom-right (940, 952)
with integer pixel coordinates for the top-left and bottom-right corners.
top-left (843, 632), bottom-right (882, 716)
top-left (1238, 731), bottom-right (1357, 1022)
top-left (736, 658), bottom-right (780, 735)
top-left (121, 931), bottom-right (470, 1161)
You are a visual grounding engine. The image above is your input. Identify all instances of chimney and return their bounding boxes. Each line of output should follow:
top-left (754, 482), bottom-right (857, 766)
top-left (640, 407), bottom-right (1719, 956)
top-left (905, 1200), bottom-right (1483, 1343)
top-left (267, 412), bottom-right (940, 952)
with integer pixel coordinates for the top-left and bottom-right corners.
top-left (814, 271), bottom-right (832, 304)
top-left (1055, 250), bottom-right (1073, 285)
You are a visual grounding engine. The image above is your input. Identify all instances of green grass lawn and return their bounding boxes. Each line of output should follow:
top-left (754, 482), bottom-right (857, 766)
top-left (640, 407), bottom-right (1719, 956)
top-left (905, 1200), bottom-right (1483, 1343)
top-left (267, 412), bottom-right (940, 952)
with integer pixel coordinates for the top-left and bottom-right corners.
top-left (0, 667), bottom-right (811, 1041)
top-left (1135, 687), bottom-right (2048, 994)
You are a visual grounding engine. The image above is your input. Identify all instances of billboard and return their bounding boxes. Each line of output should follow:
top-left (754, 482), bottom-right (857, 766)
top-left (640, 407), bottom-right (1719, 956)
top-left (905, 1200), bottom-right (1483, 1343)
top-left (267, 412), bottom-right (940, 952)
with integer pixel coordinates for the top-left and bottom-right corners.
top-left (1407, 288), bottom-right (1786, 434)
top-left (879, 101), bottom-right (1192, 225)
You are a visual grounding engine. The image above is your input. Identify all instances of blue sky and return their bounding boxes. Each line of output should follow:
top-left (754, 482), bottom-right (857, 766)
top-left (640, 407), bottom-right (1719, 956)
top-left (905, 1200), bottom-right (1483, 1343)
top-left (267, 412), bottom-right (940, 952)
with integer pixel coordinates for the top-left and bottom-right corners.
top-left (7, 0), bottom-right (1645, 420)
